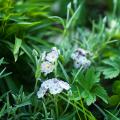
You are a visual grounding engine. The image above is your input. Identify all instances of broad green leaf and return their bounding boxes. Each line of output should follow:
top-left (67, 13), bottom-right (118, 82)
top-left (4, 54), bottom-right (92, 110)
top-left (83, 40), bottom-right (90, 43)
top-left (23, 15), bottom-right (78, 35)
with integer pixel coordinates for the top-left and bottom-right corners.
top-left (86, 94), bottom-right (96, 106)
top-left (76, 67), bottom-right (108, 105)
top-left (78, 68), bottom-right (100, 90)
top-left (85, 68), bottom-right (100, 90)
top-left (69, 84), bottom-right (83, 101)
top-left (98, 57), bottom-right (120, 79)
top-left (81, 91), bottom-right (96, 106)
top-left (100, 66), bottom-right (119, 79)
top-left (93, 85), bottom-right (108, 104)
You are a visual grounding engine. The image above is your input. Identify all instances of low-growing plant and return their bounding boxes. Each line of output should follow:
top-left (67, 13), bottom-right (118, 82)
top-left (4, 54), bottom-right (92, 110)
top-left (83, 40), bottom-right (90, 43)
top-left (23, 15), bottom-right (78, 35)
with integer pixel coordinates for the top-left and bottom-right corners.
top-left (0, 0), bottom-right (120, 120)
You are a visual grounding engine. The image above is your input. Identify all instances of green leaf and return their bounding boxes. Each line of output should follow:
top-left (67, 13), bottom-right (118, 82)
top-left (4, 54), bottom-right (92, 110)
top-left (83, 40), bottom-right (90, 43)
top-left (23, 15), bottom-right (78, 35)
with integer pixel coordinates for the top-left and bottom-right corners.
top-left (0, 57), bottom-right (4, 65)
top-left (78, 67), bottom-right (100, 90)
top-left (105, 109), bottom-right (120, 120)
top-left (59, 111), bottom-right (77, 120)
top-left (13, 37), bottom-right (22, 62)
top-left (93, 85), bottom-right (108, 104)
top-left (66, 2), bottom-right (83, 29)
top-left (49, 16), bottom-right (65, 28)
top-left (76, 67), bottom-right (108, 105)
top-left (108, 95), bottom-right (120, 106)
top-left (98, 57), bottom-right (120, 79)
top-left (16, 101), bottom-right (31, 108)
top-left (85, 68), bottom-right (100, 90)
top-left (69, 84), bottom-right (82, 101)
top-left (81, 91), bottom-right (96, 106)
top-left (58, 61), bottom-right (69, 82)
top-left (100, 66), bottom-right (119, 79)
top-left (112, 80), bottom-right (120, 94)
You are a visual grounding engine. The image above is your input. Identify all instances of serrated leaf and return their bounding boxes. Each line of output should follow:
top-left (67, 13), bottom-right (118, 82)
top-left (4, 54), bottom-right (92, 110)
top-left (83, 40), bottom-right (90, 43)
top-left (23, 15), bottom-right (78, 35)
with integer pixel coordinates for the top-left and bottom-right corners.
top-left (98, 57), bottom-right (120, 79)
top-left (79, 67), bottom-right (100, 90)
top-left (85, 67), bottom-right (100, 90)
top-left (102, 66), bottom-right (119, 79)
top-left (86, 94), bottom-right (96, 106)
top-left (69, 84), bottom-right (83, 101)
top-left (93, 85), bottom-right (108, 104)
top-left (76, 67), bottom-right (108, 105)
top-left (81, 91), bottom-right (96, 106)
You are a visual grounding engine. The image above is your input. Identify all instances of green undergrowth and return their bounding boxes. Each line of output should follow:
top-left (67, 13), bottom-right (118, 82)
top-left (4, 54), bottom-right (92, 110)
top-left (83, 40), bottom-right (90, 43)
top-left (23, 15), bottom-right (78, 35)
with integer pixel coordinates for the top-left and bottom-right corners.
top-left (0, 0), bottom-right (120, 120)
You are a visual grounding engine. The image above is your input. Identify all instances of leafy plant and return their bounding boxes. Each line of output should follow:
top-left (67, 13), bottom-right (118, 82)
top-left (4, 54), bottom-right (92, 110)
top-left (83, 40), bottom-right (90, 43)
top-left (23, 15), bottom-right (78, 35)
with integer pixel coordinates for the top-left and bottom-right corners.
top-left (71, 68), bottom-right (108, 105)
top-left (0, 0), bottom-right (120, 119)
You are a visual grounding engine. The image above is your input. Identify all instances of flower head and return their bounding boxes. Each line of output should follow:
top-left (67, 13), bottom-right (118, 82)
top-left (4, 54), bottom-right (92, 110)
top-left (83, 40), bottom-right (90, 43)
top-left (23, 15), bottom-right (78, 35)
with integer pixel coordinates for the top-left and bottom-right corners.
top-left (45, 47), bottom-right (60, 63)
top-left (82, 59), bottom-right (91, 69)
top-left (71, 48), bottom-right (91, 69)
top-left (71, 48), bottom-right (88, 60)
top-left (73, 56), bottom-right (91, 69)
top-left (37, 78), bottom-right (70, 98)
top-left (41, 61), bottom-right (54, 75)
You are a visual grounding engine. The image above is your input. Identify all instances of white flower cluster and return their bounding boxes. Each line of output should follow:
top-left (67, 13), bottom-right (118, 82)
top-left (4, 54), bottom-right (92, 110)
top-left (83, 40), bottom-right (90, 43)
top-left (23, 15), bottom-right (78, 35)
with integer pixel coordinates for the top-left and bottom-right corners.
top-left (41, 47), bottom-right (60, 75)
top-left (37, 78), bottom-right (70, 98)
top-left (71, 48), bottom-right (91, 69)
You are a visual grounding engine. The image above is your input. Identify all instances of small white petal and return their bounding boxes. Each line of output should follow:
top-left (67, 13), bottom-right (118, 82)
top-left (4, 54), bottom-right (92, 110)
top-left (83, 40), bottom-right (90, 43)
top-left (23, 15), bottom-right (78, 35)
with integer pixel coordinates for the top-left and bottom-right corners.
top-left (74, 61), bottom-right (82, 68)
top-left (71, 48), bottom-right (91, 69)
top-left (41, 61), bottom-right (54, 75)
top-left (46, 50), bottom-right (59, 63)
top-left (71, 48), bottom-right (88, 61)
top-left (52, 47), bottom-right (60, 54)
top-left (82, 59), bottom-right (91, 69)
top-left (49, 85), bottom-right (63, 94)
top-left (59, 81), bottom-right (70, 90)
top-left (37, 87), bottom-right (47, 98)
top-left (73, 56), bottom-right (91, 69)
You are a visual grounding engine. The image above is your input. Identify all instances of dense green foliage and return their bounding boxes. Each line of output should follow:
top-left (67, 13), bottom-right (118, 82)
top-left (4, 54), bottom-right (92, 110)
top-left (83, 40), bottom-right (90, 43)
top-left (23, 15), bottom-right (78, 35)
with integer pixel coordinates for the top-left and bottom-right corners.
top-left (0, 0), bottom-right (120, 120)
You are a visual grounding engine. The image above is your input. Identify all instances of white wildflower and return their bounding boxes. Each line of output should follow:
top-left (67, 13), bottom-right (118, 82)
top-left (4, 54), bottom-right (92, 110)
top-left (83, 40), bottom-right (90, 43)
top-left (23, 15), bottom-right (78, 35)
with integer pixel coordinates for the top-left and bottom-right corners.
top-left (71, 48), bottom-right (88, 60)
top-left (45, 47), bottom-right (60, 63)
top-left (59, 81), bottom-right (70, 90)
top-left (37, 78), bottom-right (70, 98)
top-left (74, 56), bottom-right (91, 69)
top-left (82, 59), bottom-right (91, 68)
top-left (71, 48), bottom-right (91, 69)
top-left (52, 47), bottom-right (60, 54)
top-left (41, 61), bottom-right (54, 75)
top-left (37, 86), bottom-right (47, 98)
